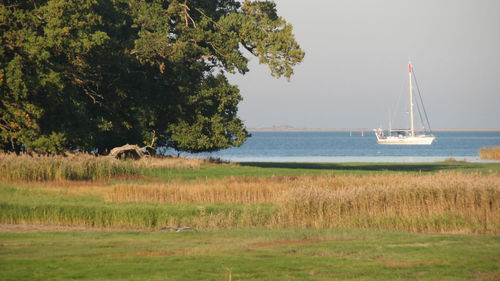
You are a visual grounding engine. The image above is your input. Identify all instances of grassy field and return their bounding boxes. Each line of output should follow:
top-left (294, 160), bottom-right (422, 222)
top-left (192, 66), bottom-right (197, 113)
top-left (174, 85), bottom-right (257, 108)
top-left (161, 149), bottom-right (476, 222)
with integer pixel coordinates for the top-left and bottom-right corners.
top-left (1, 171), bottom-right (498, 233)
top-left (2, 153), bottom-right (500, 182)
top-left (145, 161), bottom-right (500, 180)
top-left (1, 228), bottom-right (499, 281)
top-left (1, 156), bottom-right (499, 280)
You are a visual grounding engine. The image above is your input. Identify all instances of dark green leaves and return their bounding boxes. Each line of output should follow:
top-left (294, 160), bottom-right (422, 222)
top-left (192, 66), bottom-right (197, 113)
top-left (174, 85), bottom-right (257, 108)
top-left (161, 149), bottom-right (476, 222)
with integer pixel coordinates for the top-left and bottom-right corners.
top-left (1, 0), bottom-right (303, 154)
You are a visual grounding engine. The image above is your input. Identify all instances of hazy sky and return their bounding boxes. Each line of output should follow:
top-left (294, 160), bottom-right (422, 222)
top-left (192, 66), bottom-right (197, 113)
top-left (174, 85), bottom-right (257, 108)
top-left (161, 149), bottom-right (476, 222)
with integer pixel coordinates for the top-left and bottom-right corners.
top-left (228, 0), bottom-right (500, 129)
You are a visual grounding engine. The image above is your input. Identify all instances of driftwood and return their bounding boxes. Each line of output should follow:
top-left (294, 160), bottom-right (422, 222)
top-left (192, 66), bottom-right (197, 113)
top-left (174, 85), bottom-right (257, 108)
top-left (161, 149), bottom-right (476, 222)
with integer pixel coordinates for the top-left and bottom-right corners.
top-left (109, 144), bottom-right (144, 160)
top-left (158, 226), bottom-right (195, 232)
top-left (141, 145), bottom-right (156, 156)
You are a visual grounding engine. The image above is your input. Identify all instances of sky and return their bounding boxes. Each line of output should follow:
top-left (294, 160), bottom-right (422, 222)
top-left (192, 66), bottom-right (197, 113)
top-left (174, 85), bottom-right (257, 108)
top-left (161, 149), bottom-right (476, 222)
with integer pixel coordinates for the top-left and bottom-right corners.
top-left (228, 0), bottom-right (500, 129)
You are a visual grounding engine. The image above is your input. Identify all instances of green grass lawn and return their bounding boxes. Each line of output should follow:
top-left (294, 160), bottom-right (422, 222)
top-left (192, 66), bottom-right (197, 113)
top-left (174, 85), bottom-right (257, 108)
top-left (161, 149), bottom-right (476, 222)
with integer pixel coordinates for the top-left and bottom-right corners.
top-left (0, 182), bottom-right (276, 229)
top-left (1, 161), bottom-right (499, 280)
top-left (144, 161), bottom-right (500, 181)
top-left (0, 228), bottom-right (498, 281)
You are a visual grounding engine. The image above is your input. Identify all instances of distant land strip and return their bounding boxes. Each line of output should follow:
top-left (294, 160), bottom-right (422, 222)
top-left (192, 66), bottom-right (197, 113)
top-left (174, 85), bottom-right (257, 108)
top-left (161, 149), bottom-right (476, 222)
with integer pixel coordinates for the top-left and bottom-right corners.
top-left (248, 126), bottom-right (500, 132)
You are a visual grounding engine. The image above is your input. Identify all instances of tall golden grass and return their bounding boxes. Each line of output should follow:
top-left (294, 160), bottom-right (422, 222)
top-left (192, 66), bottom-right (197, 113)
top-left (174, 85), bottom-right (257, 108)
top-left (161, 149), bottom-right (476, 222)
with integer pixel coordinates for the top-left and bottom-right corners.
top-left (275, 179), bottom-right (497, 233)
top-left (479, 146), bottom-right (500, 160)
top-left (106, 173), bottom-right (499, 234)
top-left (2, 153), bottom-right (498, 234)
top-left (0, 153), bottom-right (204, 181)
top-left (106, 173), bottom-right (497, 203)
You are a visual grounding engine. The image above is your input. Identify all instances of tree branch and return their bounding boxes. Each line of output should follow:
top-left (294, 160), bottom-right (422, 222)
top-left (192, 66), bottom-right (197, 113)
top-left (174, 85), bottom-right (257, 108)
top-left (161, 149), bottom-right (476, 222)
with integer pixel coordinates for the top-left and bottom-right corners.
top-left (180, 2), bottom-right (196, 28)
top-left (69, 75), bottom-right (103, 105)
top-left (194, 8), bottom-right (220, 29)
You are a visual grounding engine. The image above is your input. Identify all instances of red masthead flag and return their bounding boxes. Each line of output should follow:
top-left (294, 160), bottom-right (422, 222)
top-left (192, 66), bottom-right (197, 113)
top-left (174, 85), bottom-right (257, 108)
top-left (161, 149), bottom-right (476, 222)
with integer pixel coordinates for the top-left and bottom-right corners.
top-left (408, 62), bottom-right (413, 73)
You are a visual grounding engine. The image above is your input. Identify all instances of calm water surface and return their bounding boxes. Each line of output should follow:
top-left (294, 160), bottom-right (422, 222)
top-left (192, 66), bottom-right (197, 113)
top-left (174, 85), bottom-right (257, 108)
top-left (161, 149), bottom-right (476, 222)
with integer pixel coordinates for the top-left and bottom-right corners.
top-left (173, 131), bottom-right (500, 163)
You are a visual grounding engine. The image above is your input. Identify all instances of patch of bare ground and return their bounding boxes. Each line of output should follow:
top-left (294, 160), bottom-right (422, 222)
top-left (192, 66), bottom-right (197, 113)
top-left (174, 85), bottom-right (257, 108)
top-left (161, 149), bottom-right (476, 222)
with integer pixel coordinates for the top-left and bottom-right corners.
top-left (480, 255), bottom-right (500, 261)
top-left (471, 271), bottom-right (500, 281)
top-left (382, 260), bottom-right (440, 267)
top-left (250, 239), bottom-right (322, 248)
top-left (0, 224), bottom-right (143, 233)
top-left (109, 249), bottom-right (204, 258)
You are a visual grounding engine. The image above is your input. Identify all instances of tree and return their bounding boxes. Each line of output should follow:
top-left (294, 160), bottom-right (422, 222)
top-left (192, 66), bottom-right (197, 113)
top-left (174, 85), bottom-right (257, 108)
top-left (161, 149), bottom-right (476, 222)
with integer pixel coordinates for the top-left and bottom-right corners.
top-left (0, 0), bottom-right (304, 154)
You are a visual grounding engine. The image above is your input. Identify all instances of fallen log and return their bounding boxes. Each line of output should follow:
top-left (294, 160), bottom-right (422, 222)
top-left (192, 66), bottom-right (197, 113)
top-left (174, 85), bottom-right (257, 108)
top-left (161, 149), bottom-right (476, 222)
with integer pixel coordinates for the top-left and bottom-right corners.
top-left (109, 144), bottom-right (144, 160)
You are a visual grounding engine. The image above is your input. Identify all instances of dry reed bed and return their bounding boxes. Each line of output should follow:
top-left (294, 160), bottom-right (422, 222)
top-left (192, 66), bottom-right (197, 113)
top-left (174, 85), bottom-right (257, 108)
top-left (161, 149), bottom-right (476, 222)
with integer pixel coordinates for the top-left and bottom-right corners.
top-left (2, 163), bottom-right (499, 233)
top-left (275, 179), bottom-right (498, 232)
top-left (479, 146), bottom-right (500, 160)
top-left (106, 173), bottom-right (499, 204)
top-left (107, 173), bottom-right (499, 233)
top-left (0, 153), bottom-right (204, 181)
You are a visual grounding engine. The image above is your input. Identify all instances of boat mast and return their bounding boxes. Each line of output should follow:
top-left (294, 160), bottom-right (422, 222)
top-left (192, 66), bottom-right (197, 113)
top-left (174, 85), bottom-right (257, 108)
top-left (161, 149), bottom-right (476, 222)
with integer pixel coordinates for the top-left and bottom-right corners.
top-left (408, 59), bottom-right (414, 137)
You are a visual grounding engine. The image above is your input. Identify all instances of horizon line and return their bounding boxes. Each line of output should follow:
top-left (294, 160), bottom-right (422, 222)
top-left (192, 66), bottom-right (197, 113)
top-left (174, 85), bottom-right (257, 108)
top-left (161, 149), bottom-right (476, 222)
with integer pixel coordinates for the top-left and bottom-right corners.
top-left (248, 127), bottom-right (500, 132)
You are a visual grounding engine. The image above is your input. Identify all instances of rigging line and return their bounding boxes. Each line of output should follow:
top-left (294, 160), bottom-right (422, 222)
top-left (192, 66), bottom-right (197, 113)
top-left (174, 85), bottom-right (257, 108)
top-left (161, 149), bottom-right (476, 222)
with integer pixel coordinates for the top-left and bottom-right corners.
top-left (390, 78), bottom-right (405, 130)
top-left (412, 68), bottom-right (431, 132)
top-left (411, 68), bottom-right (433, 133)
top-left (413, 85), bottom-right (427, 132)
top-left (410, 69), bottom-right (427, 132)
top-left (412, 74), bottom-right (429, 133)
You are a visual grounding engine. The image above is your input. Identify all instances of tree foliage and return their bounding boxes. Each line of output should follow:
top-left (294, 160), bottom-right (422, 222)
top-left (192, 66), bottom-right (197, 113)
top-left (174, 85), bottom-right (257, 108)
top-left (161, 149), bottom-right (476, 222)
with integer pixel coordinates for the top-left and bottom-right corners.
top-left (0, 0), bottom-right (304, 154)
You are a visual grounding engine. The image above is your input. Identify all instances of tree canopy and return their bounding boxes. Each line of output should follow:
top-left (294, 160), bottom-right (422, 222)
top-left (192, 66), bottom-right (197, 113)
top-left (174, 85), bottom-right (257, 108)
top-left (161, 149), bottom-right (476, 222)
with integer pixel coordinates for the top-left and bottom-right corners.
top-left (0, 0), bottom-right (304, 154)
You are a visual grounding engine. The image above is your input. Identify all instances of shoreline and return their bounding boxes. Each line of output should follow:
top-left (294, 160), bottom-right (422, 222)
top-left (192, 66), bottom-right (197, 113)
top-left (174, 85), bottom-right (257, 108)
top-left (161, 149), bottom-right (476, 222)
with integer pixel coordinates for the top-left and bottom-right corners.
top-left (191, 156), bottom-right (500, 164)
top-left (248, 128), bottom-right (500, 132)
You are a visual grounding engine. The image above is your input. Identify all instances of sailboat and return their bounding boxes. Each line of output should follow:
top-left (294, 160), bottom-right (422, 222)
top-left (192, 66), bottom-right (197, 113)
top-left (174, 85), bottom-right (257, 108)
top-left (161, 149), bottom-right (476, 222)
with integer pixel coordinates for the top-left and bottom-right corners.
top-left (374, 60), bottom-right (435, 145)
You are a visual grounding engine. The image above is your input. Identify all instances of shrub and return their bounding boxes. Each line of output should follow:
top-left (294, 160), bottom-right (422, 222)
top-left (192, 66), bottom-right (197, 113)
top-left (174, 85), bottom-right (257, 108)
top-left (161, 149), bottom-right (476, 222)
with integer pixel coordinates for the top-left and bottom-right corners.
top-left (479, 146), bottom-right (500, 160)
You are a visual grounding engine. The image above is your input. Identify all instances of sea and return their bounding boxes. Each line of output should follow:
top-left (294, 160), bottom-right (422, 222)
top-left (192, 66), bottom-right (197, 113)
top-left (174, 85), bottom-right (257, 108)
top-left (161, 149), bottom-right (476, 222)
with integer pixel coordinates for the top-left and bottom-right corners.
top-left (167, 131), bottom-right (500, 163)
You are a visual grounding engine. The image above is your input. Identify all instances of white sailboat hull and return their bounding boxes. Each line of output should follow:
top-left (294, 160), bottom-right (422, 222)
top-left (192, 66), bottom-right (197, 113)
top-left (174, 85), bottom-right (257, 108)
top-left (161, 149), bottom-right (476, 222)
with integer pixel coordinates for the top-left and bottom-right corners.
top-left (374, 60), bottom-right (435, 146)
top-left (375, 134), bottom-right (435, 145)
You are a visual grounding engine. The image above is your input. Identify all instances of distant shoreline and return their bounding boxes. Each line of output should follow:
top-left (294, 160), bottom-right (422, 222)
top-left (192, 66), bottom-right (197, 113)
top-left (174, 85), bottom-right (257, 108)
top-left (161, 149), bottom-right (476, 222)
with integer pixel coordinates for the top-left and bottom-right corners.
top-left (248, 127), bottom-right (500, 132)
